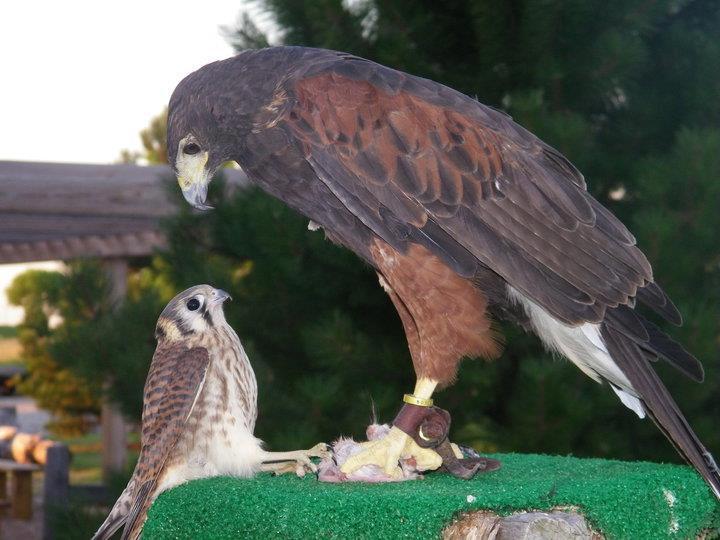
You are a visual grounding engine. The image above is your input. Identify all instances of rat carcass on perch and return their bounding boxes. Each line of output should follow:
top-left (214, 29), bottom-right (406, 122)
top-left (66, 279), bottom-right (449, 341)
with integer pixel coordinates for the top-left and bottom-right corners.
top-left (319, 408), bottom-right (500, 483)
top-left (93, 285), bottom-right (328, 540)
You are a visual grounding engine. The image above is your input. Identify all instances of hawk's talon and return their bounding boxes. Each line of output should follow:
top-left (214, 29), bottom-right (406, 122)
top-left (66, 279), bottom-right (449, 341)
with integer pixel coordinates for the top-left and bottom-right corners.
top-left (339, 426), bottom-right (442, 476)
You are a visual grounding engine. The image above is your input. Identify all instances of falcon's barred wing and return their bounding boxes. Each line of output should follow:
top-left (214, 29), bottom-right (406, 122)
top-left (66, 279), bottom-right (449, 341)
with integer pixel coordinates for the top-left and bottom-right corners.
top-left (121, 344), bottom-right (210, 540)
top-left (279, 56), bottom-right (679, 330)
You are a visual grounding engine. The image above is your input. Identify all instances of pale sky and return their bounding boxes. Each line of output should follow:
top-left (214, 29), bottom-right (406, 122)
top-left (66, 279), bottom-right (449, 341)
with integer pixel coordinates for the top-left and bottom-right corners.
top-left (0, 0), bottom-right (248, 163)
top-left (0, 0), bottom-right (266, 324)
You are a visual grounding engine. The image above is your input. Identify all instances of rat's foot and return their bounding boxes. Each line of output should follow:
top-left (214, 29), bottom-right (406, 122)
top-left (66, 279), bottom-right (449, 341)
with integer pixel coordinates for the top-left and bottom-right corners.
top-left (340, 426), bottom-right (442, 478)
top-left (261, 443), bottom-right (330, 477)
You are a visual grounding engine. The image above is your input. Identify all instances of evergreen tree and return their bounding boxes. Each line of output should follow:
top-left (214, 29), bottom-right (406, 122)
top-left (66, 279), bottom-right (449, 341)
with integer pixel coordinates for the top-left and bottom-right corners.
top-left (7, 265), bottom-right (102, 435)
top-left (119, 109), bottom-right (169, 165)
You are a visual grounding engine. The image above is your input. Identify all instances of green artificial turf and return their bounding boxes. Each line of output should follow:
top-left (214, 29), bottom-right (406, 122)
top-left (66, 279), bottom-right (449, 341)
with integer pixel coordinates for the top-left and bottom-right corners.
top-left (144, 453), bottom-right (720, 539)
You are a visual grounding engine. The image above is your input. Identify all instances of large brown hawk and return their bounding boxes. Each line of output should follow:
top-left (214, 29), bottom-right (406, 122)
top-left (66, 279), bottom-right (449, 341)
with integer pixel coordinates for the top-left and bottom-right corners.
top-left (166, 47), bottom-right (719, 499)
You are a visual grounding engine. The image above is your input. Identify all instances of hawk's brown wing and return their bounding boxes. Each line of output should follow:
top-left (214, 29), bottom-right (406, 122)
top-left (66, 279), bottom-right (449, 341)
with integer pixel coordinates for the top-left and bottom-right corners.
top-left (268, 55), bottom-right (720, 497)
top-left (280, 57), bottom-right (681, 331)
top-left (122, 343), bottom-right (210, 540)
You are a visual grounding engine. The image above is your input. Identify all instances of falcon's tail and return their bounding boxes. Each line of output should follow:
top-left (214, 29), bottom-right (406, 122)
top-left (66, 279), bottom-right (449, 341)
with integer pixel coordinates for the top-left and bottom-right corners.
top-left (92, 476), bottom-right (136, 540)
top-left (602, 322), bottom-right (720, 501)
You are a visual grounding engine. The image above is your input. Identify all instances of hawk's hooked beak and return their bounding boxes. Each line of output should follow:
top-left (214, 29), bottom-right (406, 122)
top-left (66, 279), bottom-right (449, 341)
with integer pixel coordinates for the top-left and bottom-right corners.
top-left (177, 150), bottom-right (214, 211)
top-left (180, 179), bottom-right (213, 211)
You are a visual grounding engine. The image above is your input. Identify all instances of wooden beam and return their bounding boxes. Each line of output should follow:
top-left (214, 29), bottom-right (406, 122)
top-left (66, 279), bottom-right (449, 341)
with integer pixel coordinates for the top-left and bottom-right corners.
top-left (9, 469), bottom-right (34, 519)
top-left (0, 161), bottom-right (247, 264)
top-left (0, 160), bottom-right (247, 218)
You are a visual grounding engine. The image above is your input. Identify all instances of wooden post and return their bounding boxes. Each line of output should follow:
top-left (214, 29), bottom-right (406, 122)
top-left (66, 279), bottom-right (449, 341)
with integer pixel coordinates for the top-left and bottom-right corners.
top-left (101, 259), bottom-right (129, 483)
top-left (0, 469), bottom-right (7, 516)
top-left (0, 406), bottom-right (17, 426)
top-left (10, 469), bottom-right (33, 519)
top-left (42, 444), bottom-right (70, 540)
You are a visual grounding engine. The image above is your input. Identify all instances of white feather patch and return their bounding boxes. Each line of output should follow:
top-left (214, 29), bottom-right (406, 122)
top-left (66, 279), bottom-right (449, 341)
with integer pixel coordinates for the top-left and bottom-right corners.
top-left (611, 385), bottom-right (646, 419)
top-left (507, 286), bottom-right (645, 418)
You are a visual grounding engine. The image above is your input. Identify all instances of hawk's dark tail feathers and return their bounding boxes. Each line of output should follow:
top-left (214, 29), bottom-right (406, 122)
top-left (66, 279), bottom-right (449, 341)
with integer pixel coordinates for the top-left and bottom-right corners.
top-left (602, 323), bottom-right (720, 501)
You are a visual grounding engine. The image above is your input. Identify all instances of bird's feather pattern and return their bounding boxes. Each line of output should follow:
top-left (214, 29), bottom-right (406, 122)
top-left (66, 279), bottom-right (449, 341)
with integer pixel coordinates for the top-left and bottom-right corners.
top-left (277, 59), bottom-right (671, 327)
top-left (121, 343), bottom-right (210, 540)
top-left (273, 54), bottom-right (704, 382)
top-left (602, 322), bottom-right (720, 498)
top-left (245, 50), bottom-right (714, 496)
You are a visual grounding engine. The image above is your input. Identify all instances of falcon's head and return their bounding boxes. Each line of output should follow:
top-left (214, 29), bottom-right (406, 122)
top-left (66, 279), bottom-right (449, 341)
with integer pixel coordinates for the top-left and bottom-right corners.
top-left (155, 284), bottom-right (232, 341)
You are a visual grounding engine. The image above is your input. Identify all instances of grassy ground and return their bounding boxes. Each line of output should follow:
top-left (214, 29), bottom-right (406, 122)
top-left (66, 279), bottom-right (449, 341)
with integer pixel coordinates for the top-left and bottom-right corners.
top-left (0, 326), bottom-right (18, 339)
top-left (145, 454), bottom-right (720, 539)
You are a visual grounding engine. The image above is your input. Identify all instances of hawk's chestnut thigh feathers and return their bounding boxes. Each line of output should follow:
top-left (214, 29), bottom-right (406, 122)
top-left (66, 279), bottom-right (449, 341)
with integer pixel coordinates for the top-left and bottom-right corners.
top-left (370, 239), bottom-right (502, 386)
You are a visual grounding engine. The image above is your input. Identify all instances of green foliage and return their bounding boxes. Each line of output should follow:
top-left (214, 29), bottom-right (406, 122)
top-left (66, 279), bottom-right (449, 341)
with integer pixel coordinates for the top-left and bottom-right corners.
top-left (140, 109), bottom-right (169, 165)
top-left (51, 282), bottom-right (164, 419)
top-left (6, 260), bottom-right (168, 435)
top-left (119, 108), bottom-right (169, 165)
top-left (6, 265), bottom-right (102, 435)
top-left (6, 270), bottom-right (64, 334)
top-left (627, 127), bottom-right (720, 441)
top-left (223, 13), bottom-right (270, 50)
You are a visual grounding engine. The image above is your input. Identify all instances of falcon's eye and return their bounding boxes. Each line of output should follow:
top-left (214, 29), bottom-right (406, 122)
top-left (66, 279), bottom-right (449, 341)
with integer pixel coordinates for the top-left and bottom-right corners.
top-left (186, 298), bottom-right (201, 311)
top-left (183, 143), bottom-right (201, 155)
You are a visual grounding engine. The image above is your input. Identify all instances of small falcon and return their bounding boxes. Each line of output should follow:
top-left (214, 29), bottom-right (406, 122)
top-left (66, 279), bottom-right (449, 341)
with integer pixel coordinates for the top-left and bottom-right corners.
top-left (166, 47), bottom-right (720, 499)
top-left (93, 285), bottom-right (327, 540)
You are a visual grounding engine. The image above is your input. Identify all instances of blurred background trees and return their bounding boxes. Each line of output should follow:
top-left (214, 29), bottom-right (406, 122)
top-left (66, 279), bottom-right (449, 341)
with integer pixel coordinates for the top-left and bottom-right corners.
top-left (7, 265), bottom-right (102, 434)
top-left (11, 0), bottom-right (718, 463)
top-left (119, 109), bottom-right (169, 165)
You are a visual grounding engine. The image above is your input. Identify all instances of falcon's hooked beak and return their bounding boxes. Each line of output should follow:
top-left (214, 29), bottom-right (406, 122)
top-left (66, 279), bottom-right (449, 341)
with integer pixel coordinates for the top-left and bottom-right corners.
top-left (211, 288), bottom-right (232, 306)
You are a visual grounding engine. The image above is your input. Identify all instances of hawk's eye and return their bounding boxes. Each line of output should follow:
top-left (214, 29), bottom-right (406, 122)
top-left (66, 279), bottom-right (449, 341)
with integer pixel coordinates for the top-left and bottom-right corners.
top-left (186, 298), bottom-right (201, 311)
top-left (183, 143), bottom-right (201, 155)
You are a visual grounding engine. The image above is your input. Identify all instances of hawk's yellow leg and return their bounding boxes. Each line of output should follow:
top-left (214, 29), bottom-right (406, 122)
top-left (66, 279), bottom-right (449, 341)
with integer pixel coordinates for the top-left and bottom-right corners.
top-left (340, 378), bottom-right (443, 478)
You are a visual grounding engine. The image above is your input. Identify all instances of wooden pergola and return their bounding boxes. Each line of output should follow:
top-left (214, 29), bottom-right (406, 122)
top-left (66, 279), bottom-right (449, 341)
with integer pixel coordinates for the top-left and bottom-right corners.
top-left (0, 160), bottom-right (246, 481)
